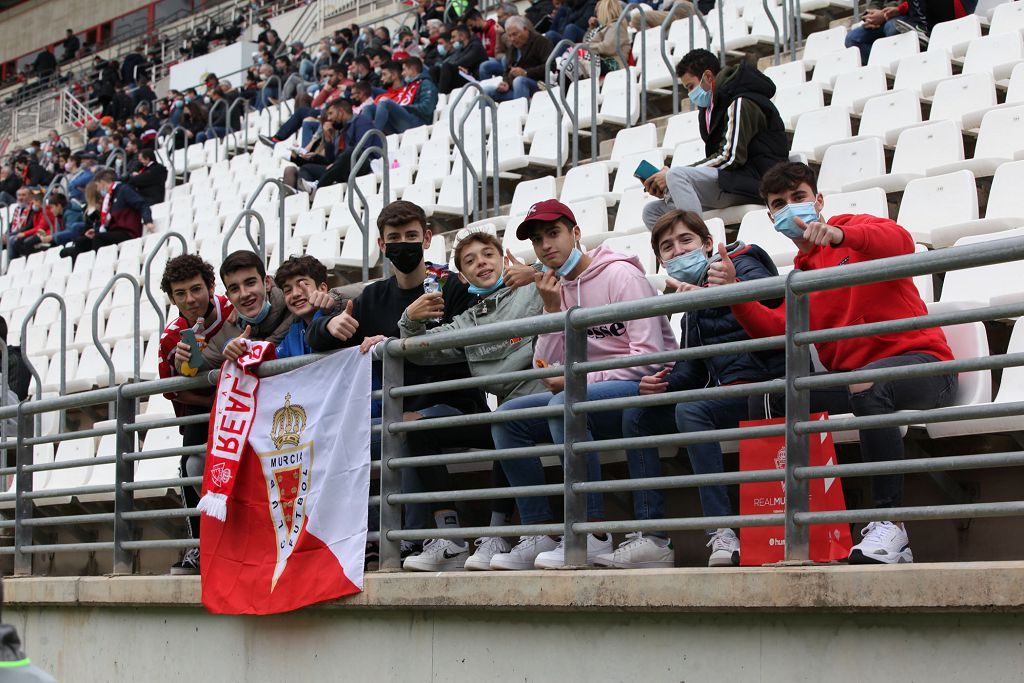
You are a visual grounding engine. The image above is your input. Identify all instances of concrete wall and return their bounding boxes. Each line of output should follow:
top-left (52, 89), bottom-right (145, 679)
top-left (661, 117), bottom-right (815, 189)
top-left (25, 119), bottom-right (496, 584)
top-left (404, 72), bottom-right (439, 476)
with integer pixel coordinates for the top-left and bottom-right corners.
top-left (0, 0), bottom-right (153, 64)
top-left (5, 565), bottom-right (1024, 682)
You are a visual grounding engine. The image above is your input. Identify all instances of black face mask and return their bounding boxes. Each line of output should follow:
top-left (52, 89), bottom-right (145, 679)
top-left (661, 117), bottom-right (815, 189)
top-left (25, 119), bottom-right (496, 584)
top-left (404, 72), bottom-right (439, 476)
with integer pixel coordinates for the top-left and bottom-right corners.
top-left (385, 242), bottom-right (424, 274)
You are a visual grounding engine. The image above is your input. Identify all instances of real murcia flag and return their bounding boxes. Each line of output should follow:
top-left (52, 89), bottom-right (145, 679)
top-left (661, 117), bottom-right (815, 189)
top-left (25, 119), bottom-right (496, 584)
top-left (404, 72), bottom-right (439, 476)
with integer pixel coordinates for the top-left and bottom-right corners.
top-left (199, 345), bottom-right (371, 614)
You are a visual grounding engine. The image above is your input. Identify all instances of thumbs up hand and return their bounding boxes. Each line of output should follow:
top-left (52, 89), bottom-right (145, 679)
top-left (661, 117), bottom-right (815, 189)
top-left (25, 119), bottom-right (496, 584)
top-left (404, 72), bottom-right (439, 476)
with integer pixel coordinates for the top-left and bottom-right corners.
top-left (503, 249), bottom-right (536, 289)
top-left (223, 325), bottom-right (252, 363)
top-left (327, 299), bottom-right (359, 341)
top-left (706, 243), bottom-right (737, 287)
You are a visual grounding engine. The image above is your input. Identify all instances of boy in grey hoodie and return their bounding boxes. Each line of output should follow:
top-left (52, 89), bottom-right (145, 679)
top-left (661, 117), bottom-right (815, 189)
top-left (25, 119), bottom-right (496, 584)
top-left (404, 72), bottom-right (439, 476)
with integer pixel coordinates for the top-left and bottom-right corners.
top-left (396, 229), bottom-right (546, 572)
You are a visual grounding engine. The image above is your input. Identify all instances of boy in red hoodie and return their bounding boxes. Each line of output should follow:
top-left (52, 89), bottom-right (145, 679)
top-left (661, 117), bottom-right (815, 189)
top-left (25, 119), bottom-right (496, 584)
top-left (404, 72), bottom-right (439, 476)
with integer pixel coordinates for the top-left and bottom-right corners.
top-left (488, 200), bottom-right (678, 571)
top-left (717, 162), bottom-right (957, 565)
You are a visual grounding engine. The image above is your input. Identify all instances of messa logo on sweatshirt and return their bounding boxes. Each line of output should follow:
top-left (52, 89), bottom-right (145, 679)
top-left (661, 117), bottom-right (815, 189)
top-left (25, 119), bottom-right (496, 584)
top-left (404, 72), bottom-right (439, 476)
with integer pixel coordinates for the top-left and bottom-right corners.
top-left (587, 322), bottom-right (626, 339)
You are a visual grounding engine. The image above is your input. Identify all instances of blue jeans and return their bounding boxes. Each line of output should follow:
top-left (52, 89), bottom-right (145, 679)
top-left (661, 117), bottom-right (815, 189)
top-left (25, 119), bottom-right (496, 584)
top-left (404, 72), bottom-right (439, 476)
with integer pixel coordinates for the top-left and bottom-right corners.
top-left (275, 106), bottom-right (319, 140)
top-left (845, 18), bottom-right (903, 65)
top-left (624, 396), bottom-right (749, 531)
top-left (299, 58), bottom-right (316, 82)
top-left (364, 99), bottom-right (424, 135)
top-left (196, 127), bottom-right (226, 143)
top-left (478, 57), bottom-right (506, 79)
top-left (545, 24), bottom-right (586, 46)
top-left (492, 380), bottom-right (640, 524)
top-left (300, 119), bottom-right (321, 148)
top-left (484, 76), bottom-right (539, 103)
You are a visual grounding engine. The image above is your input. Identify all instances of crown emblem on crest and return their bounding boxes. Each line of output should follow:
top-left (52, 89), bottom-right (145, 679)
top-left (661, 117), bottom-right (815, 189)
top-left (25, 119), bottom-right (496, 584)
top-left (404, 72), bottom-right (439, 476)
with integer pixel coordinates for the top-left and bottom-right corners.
top-left (773, 446), bottom-right (787, 471)
top-left (271, 393), bottom-right (307, 449)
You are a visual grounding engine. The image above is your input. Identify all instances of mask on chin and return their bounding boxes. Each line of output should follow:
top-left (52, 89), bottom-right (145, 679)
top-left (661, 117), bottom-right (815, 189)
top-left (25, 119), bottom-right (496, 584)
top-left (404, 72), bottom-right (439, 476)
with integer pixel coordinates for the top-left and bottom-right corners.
top-left (237, 298), bottom-right (272, 325)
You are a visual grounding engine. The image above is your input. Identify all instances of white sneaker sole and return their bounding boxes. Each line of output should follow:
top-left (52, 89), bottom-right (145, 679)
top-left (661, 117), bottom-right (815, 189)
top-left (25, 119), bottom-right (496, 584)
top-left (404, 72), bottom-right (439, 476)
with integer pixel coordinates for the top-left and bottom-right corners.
top-left (402, 556), bottom-right (468, 572)
top-left (464, 555), bottom-right (497, 571)
top-left (490, 554), bottom-right (541, 570)
top-left (594, 557), bottom-right (674, 569)
top-left (708, 551), bottom-right (740, 567)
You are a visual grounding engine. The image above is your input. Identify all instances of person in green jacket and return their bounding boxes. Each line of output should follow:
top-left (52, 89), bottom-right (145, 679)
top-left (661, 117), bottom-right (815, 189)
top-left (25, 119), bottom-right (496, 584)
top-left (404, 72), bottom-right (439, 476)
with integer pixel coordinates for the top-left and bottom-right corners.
top-left (397, 228), bottom-right (545, 573)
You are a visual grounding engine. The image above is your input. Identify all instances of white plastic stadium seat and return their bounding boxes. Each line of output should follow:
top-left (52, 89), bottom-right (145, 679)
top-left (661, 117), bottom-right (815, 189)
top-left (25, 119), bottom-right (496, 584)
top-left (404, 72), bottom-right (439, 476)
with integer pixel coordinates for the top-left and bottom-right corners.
top-left (810, 47), bottom-right (861, 88)
top-left (893, 51), bottom-right (953, 97)
top-left (736, 209), bottom-right (798, 267)
top-left (816, 138), bottom-right (886, 195)
top-left (867, 31), bottom-right (920, 76)
top-left (961, 31), bottom-right (1024, 81)
top-left (927, 104), bottom-right (1024, 179)
top-left (936, 227), bottom-right (1024, 310)
top-left (830, 66), bottom-right (888, 112)
top-left (843, 120), bottom-right (964, 193)
top-left (927, 14), bottom-right (983, 58)
top-left (821, 187), bottom-right (889, 221)
top-left (772, 82), bottom-right (825, 130)
top-left (897, 170), bottom-right (1016, 247)
top-left (789, 106), bottom-right (852, 161)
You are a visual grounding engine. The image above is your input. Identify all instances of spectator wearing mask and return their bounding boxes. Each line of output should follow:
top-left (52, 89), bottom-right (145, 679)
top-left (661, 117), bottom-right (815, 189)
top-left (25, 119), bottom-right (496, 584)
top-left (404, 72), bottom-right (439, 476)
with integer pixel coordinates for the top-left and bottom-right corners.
top-left (616, 210), bottom-right (784, 569)
top-left (14, 191), bottom-right (61, 257)
top-left (13, 155), bottom-right (50, 189)
top-left (4, 188), bottom-right (38, 260)
top-left (159, 254), bottom-right (235, 575)
top-left (258, 65), bottom-right (345, 148)
top-left (274, 255), bottom-right (347, 358)
top-left (465, 9), bottom-right (500, 57)
top-left (482, 17), bottom-right (552, 102)
top-left (432, 25), bottom-right (488, 94)
top-left (196, 88), bottom-right (239, 142)
top-left (53, 179), bottom-right (100, 246)
top-left (581, 0), bottom-right (630, 73)
top-left (642, 49), bottom-right (789, 230)
top-left (0, 166), bottom-right (21, 205)
top-left (488, 199), bottom-right (677, 571)
top-left (200, 251), bottom-right (295, 368)
top-left (397, 229), bottom-right (544, 572)
top-left (126, 148), bottom-right (167, 206)
top-left (733, 161), bottom-right (958, 565)
top-left (281, 98), bottom-right (351, 192)
top-left (361, 57), bottom-right (438, 135)
top-left (59, 169), bottom-right (154, 259)
top-left (477, 3), bottom-right (521, 78)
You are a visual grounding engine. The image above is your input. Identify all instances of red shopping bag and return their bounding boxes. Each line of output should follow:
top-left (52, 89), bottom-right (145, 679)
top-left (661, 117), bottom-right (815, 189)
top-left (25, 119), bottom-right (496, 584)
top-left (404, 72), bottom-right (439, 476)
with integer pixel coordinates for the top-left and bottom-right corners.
top-left (738, 413), bottom-right (853, 566)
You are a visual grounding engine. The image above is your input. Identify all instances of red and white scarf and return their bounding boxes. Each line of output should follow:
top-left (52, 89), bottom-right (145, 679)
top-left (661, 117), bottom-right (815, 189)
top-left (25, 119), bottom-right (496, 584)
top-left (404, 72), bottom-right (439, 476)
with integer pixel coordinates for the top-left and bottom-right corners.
top-left (98, 181), bottom-right (119, 232)
top-left (196, 340), bottom-right (276, 522)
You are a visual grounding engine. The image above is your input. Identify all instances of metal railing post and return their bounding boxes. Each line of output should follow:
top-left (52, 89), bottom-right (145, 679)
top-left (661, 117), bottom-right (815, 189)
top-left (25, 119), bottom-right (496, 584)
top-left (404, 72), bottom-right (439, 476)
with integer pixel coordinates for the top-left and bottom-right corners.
top-left (222, 209), bottom-right (268, 266)
top-left (91, 273), bottom-right (141, 417)
top-left (348, 128), bottom-right (391, 282)
top-left (763, 0), bottom-right (782, 65)
top-left (616, 8), bottom-right (647, 129)
top-left (105, 147), bottom-right (128, 176)
top-left (379, 341), bottom-right (404, 570)
top-left (545, 39), bottom-right (572, 175)
top-left (13, 403), bottom-right (33, 576)
top-left (21, 292), bottom-right (67, 434)
top-left (243, 177), bottom-right (294, 269)
top-left (783, 271), bottom-right (811, 562)
top-left (563, 308), bottom-right (589, 567)
top-left (112, 385), bottom-right (136, 574)
top-left (143, 231), bottom-right (188, 334)
top-left (661, 4), bottom-right (693, 115)
top-left (203, 97), bottom-right (228, 162)
top-left (448, 83), bottom-right (497, 224)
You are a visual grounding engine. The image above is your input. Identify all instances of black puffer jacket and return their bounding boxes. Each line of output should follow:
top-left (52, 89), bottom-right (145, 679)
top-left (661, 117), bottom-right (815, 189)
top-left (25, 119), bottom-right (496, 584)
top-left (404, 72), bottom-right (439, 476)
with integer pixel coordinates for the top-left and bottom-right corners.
top-left (665, 242), bottom-right (785, 391)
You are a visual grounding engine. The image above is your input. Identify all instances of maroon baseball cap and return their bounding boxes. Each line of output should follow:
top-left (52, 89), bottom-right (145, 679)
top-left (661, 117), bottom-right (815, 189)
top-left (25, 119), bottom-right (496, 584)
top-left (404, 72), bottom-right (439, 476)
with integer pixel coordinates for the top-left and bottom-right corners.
top-left (516, 199), bottom-right (577, 240)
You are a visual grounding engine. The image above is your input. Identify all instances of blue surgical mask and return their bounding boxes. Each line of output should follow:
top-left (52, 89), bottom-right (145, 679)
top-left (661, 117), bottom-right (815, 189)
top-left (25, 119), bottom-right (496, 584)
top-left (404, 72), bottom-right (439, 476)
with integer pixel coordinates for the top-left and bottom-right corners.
top-left (183, 95), bottom-right (191, 104)
top-left (452, 41), bottom-right (463, 50)
top-left (237, 298), bottom-right (272, 325)
top-left (330, 45), bottom-right (339, 53)
top-left (688, 83), bottom-right (712, 108)
top-left (467, 270), bottom-right (505, 296)
top-left (772, 202), bottom-right (819, 240)
top-left (551, 246), bottom-right (583, 278)
top-left (402, 75), bottom-right (415, 84)
top-left (664, 248), bottom-right (709, 285)
top-left (437, 44), bottom-right (448, 56)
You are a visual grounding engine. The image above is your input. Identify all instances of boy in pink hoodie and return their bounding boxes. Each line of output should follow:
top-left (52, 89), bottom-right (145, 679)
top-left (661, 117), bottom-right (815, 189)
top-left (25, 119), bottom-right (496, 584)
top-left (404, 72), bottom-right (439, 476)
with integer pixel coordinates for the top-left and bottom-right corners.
top-left (489, 199), bottom-right (678, 571)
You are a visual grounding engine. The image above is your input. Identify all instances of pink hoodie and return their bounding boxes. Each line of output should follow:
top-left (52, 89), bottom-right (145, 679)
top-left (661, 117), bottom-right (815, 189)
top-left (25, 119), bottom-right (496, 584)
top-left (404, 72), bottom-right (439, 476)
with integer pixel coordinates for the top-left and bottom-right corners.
top-left (533, 245), bottom-right (678, 382)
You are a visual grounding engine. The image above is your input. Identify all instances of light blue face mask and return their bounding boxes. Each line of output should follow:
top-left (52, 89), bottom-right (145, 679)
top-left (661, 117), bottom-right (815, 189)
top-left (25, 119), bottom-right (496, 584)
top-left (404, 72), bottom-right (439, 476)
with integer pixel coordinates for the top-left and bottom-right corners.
top-left (553, 246), bottom-right (583, 278)
top-left (772, 201), bottom-right (819, 240)
top-left (452, 41), bottom-right (463, 50)
top-left (688, 82), bottom-right (712, 108)
top-left (237, 298), bottom-right (272, 325)
top-left (437, 44), bottom-right (448, 56)
top-left (467, 269), bottom-right (505, 296)
top-left (664, 247), bottom-right (710, 285)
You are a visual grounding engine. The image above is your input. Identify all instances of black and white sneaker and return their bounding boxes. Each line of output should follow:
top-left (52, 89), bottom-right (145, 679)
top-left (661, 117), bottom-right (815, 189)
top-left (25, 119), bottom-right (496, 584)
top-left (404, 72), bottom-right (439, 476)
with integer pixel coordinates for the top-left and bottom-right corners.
top-left (170, 548), bottom-right (200, 575)
top-left (892, 19), bottom-right (929, 47)
top-left (402, 539), bottom-right (470, 571)
top-left (848, 521), bottom-right (914, 564)
top-left (257, 134), bottom-right (277, 148)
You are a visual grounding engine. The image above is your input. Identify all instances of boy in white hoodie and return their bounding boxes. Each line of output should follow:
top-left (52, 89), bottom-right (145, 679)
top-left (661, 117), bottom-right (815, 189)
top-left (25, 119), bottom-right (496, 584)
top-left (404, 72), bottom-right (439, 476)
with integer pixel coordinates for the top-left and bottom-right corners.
top-left (489, 199), bottom-right (678, 570)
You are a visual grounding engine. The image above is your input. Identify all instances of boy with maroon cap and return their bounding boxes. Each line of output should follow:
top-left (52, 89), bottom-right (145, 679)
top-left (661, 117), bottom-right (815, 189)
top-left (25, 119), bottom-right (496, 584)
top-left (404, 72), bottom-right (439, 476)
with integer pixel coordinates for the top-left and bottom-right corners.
top-left (488, 199), bottom-right (678, 570)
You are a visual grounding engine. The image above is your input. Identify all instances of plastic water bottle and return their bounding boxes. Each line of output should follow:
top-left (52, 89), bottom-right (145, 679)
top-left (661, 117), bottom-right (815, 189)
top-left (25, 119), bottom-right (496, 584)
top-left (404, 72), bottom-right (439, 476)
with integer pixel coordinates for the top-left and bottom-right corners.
top-left (423, 274), bottom-right (442, 322)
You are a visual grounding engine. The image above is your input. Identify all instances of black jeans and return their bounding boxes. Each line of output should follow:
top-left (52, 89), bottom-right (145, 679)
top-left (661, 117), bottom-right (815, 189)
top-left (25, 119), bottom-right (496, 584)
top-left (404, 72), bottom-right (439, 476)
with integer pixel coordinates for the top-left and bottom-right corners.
top-left (180, 407), bottom-right (209, 539)
top-left (750, 353), bottom-right (958, 509)
top-left (59, 229), bottom-right (131, 261)
top-left (318, 149), bottom-right (367, 189)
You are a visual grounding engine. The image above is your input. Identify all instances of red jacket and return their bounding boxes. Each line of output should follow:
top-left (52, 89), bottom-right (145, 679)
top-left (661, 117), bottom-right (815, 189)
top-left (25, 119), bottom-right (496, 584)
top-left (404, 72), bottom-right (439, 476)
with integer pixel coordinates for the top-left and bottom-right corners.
top-left (23, 207), bottom-right (57, 238)
top-left (730, 214), bottom-right (953, 372)
top-left (158, 294), bottom-right (234, 410)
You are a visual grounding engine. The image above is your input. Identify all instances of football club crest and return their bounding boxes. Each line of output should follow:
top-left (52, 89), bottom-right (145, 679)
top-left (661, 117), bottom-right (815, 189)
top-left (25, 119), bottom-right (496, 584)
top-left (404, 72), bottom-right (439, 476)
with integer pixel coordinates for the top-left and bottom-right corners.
top-left (259, 393), bottom-right (313, 590)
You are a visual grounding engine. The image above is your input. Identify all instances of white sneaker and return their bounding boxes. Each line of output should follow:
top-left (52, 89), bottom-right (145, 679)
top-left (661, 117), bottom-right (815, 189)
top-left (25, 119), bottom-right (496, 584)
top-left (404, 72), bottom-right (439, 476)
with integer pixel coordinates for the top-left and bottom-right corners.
top-left (534, 533), bottom-right (613, 569)
top-left (707, 528), bottom-right (740, 567)
top-left (464, 536), bottom-right (510, 571)
top-left (594, 532), bottom-right (674, 569)
top-left (297, 177), bottom-right (318, 194)
top-left (848, 521), bottom-right (913, 564)
top-left (402, 538), bottom-right (469, 572)
top-left (489, 535), bottom-right (559, 570)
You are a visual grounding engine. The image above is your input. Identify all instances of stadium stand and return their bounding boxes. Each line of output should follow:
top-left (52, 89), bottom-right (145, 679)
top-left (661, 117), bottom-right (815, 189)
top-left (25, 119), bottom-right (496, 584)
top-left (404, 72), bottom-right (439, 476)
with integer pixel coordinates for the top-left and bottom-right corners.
top-left (0, 0), bottom-right (1022, 577)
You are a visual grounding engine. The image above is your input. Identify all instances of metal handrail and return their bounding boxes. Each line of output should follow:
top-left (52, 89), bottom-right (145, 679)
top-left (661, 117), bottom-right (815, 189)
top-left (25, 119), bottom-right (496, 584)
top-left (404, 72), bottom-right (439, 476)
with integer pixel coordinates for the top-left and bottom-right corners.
top-left (104, 147), bottom-right (128, 176)
top-left (243, 177), bottom-right (294, 267)
top-left (615, 6), bottom-right (648, 128)
top-left (557, 43), bottom-right (599, 166)
top-left (447, 83), bottom-right (498, 225)
top-left (19, 293), bottom-right (67, 402)
top-left (91, 273), bottom-right (141, 398)
top-left (260, 74), bottom-right (283, 114)
top-left (222, 209), bottom-right (269, 266)
top-left (660, 4), bottom-right (693, 114)
top-left (764, 0), bottom-right (782, 65)
top-left (203, 97), bottom-right (229, 162)
top-left (347, 128), bottom-right (390, 283)
top-left (544, 39), bottom-right (573, 176)
top-left (4, 236), bottom-right (1024, 570)
top-left (142, 231), bottom-right (189, 335)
